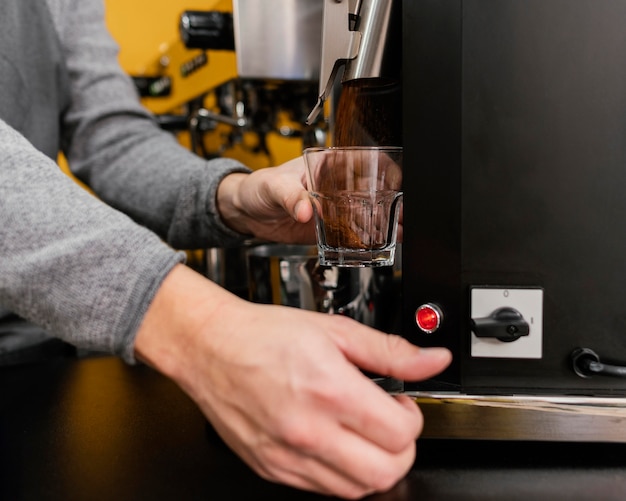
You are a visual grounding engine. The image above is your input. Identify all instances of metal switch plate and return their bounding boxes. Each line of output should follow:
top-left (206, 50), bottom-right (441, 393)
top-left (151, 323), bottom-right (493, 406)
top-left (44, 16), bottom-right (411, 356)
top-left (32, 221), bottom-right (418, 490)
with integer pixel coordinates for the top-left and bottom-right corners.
top-left (470, 287), bottom-right (543, 359)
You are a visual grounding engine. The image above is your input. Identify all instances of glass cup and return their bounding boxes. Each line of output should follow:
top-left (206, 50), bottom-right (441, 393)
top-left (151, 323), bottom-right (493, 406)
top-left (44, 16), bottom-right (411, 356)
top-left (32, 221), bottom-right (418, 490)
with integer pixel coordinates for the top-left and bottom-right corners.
top-left (303, 146), bottom-right (403, 267)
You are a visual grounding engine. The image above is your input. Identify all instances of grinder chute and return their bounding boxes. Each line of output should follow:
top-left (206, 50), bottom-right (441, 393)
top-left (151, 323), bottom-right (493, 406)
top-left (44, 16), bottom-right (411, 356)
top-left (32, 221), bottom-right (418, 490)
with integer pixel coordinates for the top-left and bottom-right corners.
top-left (307, 0), bottom-right (398, 125)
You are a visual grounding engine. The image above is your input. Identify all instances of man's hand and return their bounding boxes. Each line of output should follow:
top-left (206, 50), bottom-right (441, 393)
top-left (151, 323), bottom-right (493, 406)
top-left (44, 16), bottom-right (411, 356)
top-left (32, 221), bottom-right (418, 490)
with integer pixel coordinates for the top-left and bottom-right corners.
top-left (135, 264), bottom-right (451, 499)
top-left (216, 157), bottom-right (315, 243)
top-left (217, 156), bottom-right (404, 244)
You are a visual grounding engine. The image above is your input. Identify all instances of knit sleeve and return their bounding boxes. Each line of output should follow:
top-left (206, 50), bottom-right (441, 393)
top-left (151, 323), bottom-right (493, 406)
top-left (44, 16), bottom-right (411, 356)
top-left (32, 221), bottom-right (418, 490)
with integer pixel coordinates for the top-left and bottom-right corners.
top-left (0, 120), bottom-right (184, 363)
top-left (56, 0), bottom-right (252, 250)
top-left (0, 0), bottom-right (252, 362)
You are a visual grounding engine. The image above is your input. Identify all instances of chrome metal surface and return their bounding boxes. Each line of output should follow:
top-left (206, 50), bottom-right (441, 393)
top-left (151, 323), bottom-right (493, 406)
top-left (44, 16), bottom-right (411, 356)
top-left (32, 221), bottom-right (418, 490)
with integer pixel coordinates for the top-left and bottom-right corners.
top-left (247, 244), bottom-right (401, 330)
top-left (232, 0), bottom-right (323, 80)
top-left (308, 0), bottom-right (361, 123)
top-left (342, 0), bottom-right (394, 81)
top-left (308, 0), bottom-right (396, 124)
top-left (247, 244), bottom-right (403, 392)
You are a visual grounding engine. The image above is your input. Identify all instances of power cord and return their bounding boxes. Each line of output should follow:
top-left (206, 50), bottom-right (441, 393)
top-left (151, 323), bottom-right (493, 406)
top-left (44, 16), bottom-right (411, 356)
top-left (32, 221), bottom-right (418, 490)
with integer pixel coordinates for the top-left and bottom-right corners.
top-left (571, 347), bottom-right (626, 378)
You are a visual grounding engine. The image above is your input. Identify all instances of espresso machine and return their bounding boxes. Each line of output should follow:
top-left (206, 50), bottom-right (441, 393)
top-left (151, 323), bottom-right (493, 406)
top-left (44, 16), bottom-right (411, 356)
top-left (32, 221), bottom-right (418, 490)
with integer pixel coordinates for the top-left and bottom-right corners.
top-left (133, 0), bottom-right (329, 291)
top-left (136, 0), bottom-right (326, 166)
top-left (312, 0), bottom-right (626, 442)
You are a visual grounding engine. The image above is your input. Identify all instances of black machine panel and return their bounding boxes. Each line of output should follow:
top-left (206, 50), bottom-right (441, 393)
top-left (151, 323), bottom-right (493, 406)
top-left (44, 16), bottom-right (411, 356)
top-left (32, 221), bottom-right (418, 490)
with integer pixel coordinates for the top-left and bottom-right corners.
top-left (402, 0), bottom-right (626, 394)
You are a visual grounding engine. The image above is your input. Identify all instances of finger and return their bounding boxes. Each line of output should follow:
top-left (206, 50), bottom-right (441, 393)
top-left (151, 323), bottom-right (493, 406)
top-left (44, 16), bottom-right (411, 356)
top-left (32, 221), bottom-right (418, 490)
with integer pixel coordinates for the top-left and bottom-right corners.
top-left (382, 341), bottom-right (453, 382)
top-left (204, 400), bottom-right (375, 499)
top-left (332, 370), bottom-right (425, 453)
top-left (286, 345), bottom-right (424, 454)
top-left (328, 321), bottom-right (452, 383)
top-left (267, 157), bottom-right (308, 215)
top-left (209, 370), bottom-right (413, 499)
top-left (394, 393), bottom-right (424, 424)
top-left (313, 417), bottom-right (417, 495)
top-left (257, 417), bottom-right (416, 499)
top-left (293, 195), bottom-right (313, 223)
top-left (254, 442), bottom-right (376, 499)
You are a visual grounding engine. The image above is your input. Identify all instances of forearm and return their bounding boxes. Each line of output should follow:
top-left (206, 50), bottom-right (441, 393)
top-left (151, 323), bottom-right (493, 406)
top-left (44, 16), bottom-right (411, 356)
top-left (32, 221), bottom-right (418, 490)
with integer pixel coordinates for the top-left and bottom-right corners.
top-left (57, 0), bottom-right (252, 249)
top-left (133, 264), bottom-right (230, 380)
top-left (0, 121), bottom-right (183, 361)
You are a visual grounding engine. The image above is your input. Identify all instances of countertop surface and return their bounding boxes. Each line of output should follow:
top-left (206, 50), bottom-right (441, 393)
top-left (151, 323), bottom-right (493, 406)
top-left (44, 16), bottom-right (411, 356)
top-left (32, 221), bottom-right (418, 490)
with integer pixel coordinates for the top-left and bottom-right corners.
top-left (2, 355), bottom-right (626, 501)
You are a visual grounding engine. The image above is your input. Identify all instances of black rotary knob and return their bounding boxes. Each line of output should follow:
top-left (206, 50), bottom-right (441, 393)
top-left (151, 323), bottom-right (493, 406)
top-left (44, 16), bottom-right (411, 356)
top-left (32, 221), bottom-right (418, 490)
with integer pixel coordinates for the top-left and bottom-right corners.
top-left (179, 10), bottom-right (235, 51)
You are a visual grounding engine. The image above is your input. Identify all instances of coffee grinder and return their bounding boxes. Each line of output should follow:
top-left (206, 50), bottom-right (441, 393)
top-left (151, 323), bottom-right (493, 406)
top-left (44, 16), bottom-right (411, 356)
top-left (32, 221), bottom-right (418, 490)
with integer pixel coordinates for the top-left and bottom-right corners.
top-left (311, 0), bottom-right (626, 442)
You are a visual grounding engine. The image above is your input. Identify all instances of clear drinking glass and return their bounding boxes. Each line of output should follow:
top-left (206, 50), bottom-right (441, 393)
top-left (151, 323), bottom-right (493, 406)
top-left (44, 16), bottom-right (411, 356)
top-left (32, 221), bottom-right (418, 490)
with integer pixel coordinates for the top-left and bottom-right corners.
top-left (303, 146), bottom-right (403, 267)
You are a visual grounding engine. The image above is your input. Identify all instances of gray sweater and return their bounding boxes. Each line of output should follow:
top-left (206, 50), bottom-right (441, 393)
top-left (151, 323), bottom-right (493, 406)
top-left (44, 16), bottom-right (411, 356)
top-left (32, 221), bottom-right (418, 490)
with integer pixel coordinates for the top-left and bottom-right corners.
top-left (0, 0), bottom-right (251, 362)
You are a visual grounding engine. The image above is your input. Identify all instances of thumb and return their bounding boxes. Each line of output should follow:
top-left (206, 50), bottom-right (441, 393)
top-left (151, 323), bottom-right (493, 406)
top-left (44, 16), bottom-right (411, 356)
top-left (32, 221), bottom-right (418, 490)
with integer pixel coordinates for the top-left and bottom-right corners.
top-left (265, 157), bottom-right (311, 221)
top-left (293, 194), bottom-right (313, 223)
top-left (331, 324), bottom-right (452, 382)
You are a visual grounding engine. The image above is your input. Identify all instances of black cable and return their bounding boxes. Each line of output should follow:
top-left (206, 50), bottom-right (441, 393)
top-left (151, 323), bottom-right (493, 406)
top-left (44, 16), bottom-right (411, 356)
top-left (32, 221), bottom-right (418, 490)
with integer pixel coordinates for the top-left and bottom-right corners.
top-left (586, 360), bottom-right (626, 378)
top-left (572, 347), bottom-right (626, 378)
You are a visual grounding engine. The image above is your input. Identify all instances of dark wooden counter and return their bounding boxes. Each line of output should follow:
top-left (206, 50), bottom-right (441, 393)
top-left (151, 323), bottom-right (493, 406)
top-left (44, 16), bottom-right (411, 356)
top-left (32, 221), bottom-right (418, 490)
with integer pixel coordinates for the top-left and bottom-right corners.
top-left (1, 355), bottom-right (626, 500)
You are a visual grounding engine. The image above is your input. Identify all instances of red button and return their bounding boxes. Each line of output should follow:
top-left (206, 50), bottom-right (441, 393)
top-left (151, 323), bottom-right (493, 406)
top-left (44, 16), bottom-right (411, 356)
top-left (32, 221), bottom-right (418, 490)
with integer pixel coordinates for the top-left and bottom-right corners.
top-left (415, 303), bottom-right (443, 333)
